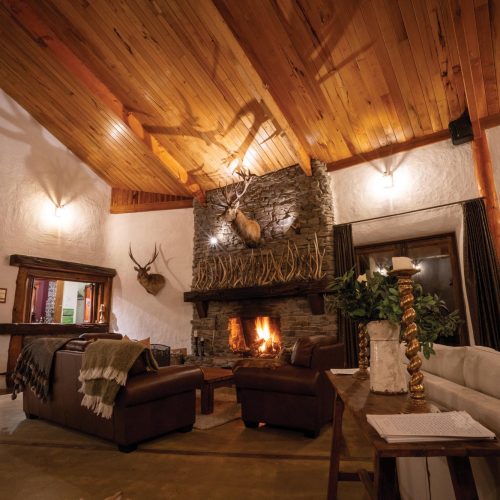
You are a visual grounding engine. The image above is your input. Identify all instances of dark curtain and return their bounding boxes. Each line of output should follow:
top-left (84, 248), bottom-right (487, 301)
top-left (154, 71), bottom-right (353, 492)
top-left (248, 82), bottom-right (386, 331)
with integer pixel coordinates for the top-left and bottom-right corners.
top-left (462, 199), bottom-right (500, 350)
top-left (333, 224), bottom-right (358, 367)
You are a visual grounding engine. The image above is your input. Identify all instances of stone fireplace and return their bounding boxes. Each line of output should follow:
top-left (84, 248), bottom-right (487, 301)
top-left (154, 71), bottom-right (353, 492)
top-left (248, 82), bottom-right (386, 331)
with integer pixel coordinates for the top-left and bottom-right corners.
top-left (185, 161), bottom-right (337, 366)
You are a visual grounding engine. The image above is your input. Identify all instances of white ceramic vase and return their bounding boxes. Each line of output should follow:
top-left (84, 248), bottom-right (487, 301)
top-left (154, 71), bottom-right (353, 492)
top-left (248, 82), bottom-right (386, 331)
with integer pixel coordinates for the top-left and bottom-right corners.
top-left (366, 320), bottom-right (407, 394)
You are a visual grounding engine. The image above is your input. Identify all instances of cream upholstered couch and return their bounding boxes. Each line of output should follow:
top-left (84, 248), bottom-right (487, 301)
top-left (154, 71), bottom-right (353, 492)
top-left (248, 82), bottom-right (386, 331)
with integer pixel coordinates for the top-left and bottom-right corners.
top-left (397, 344), bottom-right (500, 500)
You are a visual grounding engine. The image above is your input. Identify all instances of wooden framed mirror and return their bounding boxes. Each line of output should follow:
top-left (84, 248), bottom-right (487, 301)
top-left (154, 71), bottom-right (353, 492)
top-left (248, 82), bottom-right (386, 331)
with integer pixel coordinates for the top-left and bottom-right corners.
top-left (2, 255), bottom-right (116, 387)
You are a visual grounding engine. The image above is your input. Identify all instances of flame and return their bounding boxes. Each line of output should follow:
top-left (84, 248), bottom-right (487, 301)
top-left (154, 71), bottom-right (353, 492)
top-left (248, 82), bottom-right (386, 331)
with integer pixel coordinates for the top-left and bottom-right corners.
top-left (255, 316), bottom-right (279, 354)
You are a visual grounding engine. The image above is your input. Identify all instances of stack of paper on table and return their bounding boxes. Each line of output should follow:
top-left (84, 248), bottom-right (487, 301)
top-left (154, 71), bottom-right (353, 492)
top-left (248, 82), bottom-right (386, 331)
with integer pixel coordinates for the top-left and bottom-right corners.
top-left (367, 411), bottom-right (496, 443)
top-left (330, 368), bottom-right (369, 375)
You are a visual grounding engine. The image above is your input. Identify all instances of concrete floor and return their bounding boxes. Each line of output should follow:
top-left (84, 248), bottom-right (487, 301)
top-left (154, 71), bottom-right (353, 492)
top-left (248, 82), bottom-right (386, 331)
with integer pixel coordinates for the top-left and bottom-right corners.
top-left (0, 392), bottom-right (372, 500)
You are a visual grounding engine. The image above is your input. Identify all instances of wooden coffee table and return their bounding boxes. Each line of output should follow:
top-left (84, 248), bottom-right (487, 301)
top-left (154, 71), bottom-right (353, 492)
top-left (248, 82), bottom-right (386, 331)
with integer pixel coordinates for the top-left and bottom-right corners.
top-left (200, 367), bottom-right (235, 414)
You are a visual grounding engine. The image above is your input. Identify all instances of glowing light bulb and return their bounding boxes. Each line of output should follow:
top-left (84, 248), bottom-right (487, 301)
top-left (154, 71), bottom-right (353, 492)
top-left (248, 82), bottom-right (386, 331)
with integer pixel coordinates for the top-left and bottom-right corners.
top-left (209, 236), bottom-right (218, 246)
top-left (55, 205), bottom-right (65, 218)
top-left (382, 172), bottom-right (394, 189)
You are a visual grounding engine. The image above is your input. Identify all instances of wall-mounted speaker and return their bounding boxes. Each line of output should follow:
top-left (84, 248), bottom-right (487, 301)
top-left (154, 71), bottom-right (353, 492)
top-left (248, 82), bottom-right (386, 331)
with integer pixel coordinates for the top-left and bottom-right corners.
top-left (448, 109), bottom-right (473, 145)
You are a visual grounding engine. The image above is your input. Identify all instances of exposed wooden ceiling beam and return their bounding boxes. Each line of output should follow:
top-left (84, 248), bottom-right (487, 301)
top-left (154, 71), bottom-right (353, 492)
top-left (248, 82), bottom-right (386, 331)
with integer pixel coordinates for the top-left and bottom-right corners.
top-left (5, 0), bottom-right (205, 202)
top-left (327, 130), bottom-right (451, 171)
top-left (327, 111), bottom-right (500, 171)
top-left (110, 188), bottom-right (193, 214)
top-left (210, 0), bottom-right (311, 176)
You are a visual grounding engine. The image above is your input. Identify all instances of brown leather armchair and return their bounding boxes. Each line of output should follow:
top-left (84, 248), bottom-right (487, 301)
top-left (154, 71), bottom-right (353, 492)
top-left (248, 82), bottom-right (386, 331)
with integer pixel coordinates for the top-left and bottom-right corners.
top-left (234, 335), bottom-right (344, 437)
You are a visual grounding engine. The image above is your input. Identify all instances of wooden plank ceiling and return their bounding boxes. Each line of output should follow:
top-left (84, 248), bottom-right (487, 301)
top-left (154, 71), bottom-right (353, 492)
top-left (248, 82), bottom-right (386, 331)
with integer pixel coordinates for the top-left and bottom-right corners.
top-left (0, 0), bottom-right (499, 201)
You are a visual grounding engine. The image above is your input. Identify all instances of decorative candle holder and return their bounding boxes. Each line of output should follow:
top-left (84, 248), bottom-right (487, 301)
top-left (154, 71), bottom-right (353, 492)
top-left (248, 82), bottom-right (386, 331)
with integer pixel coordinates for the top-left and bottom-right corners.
top-left (353, 322), bottom-right (369, 380)
top-left (97, 304), bottom-right (106, 324)
top-left (389, 267), bottom-right (430, 413)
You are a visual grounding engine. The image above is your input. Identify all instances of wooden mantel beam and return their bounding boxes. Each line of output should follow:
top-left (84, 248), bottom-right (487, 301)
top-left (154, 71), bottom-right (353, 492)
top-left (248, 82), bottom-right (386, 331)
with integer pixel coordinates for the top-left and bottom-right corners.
top-left (5, 0), bottom-right (205, 203)
top-left (210, 0), bottom-right (311, 176)
top-left (448, 0), bottom-right (500, 259)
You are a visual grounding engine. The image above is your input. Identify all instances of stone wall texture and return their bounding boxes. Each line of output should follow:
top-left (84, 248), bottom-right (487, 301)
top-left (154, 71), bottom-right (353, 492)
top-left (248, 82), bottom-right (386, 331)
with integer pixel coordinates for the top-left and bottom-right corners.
top-left (190, 160), bottom-right (337, 360)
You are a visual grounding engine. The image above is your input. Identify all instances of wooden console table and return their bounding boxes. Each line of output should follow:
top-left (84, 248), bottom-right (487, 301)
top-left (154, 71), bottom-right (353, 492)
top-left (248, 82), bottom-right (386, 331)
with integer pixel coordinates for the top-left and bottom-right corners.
top-left (326, 373), bottom-right (500, 500)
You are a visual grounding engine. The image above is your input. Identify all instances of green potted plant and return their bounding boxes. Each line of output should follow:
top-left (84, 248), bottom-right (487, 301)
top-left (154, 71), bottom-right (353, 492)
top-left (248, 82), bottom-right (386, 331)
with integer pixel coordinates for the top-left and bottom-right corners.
top-left (327, 269), bottom-right (461, 358)
top-left (327, 269), bottom-right (461, 394)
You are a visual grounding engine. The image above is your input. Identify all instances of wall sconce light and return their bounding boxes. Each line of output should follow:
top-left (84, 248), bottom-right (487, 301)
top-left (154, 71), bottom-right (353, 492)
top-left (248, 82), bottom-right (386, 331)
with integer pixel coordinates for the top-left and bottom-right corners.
top-left (209, 236), bottom-right (218, 246)
top-left (382, 171), bottom-right (394, 189)
top-left (54, 204), bottom-right (66, 218)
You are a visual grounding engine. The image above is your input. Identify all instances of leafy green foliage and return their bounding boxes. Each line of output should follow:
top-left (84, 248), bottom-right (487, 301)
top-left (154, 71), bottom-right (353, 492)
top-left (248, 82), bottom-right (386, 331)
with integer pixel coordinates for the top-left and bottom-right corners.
top-left (326, 269), bottom-right (462, 359)
top-left (327, 269), bottom-right (402, 324)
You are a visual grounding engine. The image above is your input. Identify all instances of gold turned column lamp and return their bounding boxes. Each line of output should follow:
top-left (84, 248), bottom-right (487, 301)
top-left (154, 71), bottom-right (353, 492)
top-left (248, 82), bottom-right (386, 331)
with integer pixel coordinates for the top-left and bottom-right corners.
top-left (390, 257), bottom-right (431, 413)
top-left (353, 322), bottom-right (369, 380)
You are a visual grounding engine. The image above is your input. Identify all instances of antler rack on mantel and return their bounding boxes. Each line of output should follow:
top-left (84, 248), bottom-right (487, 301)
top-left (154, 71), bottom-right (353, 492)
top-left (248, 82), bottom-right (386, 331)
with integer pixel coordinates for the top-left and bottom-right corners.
top-left (184, 235), bottom-right (329, 318)
top-left (191, 234), bottom-right (325, 292)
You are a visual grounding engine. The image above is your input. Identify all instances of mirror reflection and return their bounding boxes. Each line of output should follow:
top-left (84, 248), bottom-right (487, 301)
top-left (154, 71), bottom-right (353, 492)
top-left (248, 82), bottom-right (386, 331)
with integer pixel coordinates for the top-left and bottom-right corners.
top-left (30, 279), bottom-right (95, 324)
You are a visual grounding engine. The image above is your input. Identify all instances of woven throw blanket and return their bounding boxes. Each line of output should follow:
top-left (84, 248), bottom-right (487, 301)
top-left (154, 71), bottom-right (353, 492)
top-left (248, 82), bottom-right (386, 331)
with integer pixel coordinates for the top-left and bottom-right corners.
top-left (11, 337), bottom-right (74, 401)
top-left (78, 339), bottom-right (158, 419)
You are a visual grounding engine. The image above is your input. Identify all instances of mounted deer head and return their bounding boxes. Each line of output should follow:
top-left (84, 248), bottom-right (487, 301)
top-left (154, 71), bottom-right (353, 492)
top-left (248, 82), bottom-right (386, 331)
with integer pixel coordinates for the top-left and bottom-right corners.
top-left (211, 169), bottom-right (261, 248)
top-left (128, 244), bottom-right (166, 295)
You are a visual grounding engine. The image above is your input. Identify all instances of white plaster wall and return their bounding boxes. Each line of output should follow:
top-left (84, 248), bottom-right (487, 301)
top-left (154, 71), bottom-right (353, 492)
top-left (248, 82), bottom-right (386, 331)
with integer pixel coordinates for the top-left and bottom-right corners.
top-left (330, 139), bottom-right (478, 225)
top-left (329, 137), bottom-right (484, 341)
top-left (105, 209), bottom-right (194, 351)
top-left (0, 90), bottom-right (111, 387)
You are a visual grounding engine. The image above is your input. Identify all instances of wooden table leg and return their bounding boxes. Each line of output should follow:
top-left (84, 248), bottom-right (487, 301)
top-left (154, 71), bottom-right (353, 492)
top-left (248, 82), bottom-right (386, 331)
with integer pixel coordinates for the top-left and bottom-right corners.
top-left (373, 455), bottom-right (400, 500)
top-left (201, 383), bottom-right (214, 414)
top-left (447, 456), bottom-right (479, 500)
top-left (327, 391), bottom-right (344, 499)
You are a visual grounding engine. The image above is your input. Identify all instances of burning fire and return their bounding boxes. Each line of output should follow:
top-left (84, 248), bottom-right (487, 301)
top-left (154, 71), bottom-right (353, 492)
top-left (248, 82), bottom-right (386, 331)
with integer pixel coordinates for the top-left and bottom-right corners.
top-left (228, 316), bottom-right (282, 357)
top-left (255, 316), bottom-right (280, 355)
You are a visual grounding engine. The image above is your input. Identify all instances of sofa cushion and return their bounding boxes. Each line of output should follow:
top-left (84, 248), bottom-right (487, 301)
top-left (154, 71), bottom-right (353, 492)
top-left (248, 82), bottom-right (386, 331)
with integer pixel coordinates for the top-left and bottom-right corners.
top-left (116, 365), bottom-right (203, 407)
top-left (234, 365), bottom-right (320, 396)
top-left (420, 344), bottom-right (466, 386)
top-left (463, 346), bottom-right (500, 399)
top-left (423, 372), bottom-right (500, 436)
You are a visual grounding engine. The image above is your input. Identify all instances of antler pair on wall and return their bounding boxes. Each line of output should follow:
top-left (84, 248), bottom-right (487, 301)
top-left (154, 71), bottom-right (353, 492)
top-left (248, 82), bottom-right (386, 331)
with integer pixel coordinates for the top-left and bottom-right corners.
top-left (210, 169), bottom-right (261, 248)
top-left (128, 244), bottom-right (166, 295)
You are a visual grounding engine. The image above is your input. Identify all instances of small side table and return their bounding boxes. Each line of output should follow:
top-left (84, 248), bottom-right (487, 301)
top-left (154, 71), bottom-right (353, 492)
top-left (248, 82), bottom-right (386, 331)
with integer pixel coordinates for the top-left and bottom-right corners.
top-left (200, 367), bottom-right (234, 414)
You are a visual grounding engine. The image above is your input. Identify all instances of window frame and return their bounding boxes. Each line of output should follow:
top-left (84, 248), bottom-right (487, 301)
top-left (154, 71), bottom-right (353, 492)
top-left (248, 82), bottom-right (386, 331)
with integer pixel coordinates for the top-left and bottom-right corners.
top-left (355, 233), bottom-right (469, 346)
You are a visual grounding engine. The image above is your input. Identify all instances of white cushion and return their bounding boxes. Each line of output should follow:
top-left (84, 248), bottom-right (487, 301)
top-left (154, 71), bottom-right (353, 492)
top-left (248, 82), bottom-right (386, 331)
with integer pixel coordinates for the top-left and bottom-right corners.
top-left (463, 346), bottom-right (500, 399)
top-left (424, 372), bottom-right (500, 436)
top-left (420, 344), bottom-right (466, 386)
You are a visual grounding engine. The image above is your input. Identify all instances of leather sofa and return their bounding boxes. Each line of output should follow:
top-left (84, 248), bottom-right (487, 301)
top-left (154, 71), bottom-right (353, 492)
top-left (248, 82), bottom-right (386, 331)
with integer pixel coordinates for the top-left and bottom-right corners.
top-left (233, 335), bottom-right (344, 437)
top-left (23, 334), bottom-right (203, 452)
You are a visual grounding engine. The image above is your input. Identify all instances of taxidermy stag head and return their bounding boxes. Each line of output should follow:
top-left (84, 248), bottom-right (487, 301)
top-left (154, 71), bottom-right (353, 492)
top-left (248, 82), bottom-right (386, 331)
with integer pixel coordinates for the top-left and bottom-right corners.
top-left (212, 169), bottom-right (261, 248)
top-left (128, 244), bottom-right (166, 295)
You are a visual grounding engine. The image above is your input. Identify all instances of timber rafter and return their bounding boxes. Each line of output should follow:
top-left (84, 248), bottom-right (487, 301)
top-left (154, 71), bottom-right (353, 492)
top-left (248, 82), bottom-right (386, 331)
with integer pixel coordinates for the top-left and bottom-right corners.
top-left (4, 0), bottom-right (204, 202)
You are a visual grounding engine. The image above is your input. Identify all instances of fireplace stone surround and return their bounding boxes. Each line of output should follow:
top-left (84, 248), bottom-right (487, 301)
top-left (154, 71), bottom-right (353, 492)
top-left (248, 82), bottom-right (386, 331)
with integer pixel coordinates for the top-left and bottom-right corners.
top-left (186, 161), bottom-right (337, 366)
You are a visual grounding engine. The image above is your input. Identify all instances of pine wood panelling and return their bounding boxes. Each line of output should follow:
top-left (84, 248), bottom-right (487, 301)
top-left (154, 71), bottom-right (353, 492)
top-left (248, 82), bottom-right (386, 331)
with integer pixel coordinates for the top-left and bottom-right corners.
top-left (110, 188), bottom-right (193, 214)
top-left (0, 0), bottom-right (499, 194)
